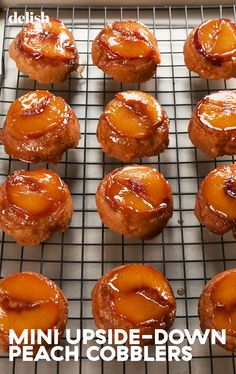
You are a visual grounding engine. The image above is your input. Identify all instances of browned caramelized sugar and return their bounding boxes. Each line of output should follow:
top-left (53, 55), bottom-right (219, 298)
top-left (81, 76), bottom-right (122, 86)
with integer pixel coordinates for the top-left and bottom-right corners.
top-left (6, 169), bottom-right (66, 219)
top-left (194, 19), bottom-right (236, 65)
top-left (96, 264), bottom-right (176, 328)
top-left (104, 91), bottom-right (163, 139)
top-left (17, 18), bottom-right (78, 64)
top-left (104, 166), bottom-right (171, 214)
top-left (211, 272), bottom-right (236, 334)
top-left (99, 21), bottom-right (159, 61)
top-left (5, 91), bottom-right (71, 140)
top-left (225, 177), bottom-right (236, 198)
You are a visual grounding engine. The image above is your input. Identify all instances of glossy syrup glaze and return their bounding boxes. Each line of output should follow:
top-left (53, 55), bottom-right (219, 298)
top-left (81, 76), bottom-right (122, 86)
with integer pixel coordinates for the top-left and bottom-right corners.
top-left (99, 21), bottom-right (160, 61)
top-left (17, 18), bottom-right (78, 64)
top-left (5, 90), bottom-right (71, 140)
top-left (104, 91), bottom-right (163, 139)
top-left (105, 165), bottom-right (171, 214)
top-left (106, 264), bottom-right (175, 326)
top-left (6, 169), bottom-right (66, 219)
top-left (211, 271), bottom-right (236, 334)
top-left (194, 19), bottom-right (236, 65)
top-left (0, 272), bottom-right (63, 336)
top-left (198, 91), bottom-right (236, 130)
top-left (202, 164), bottom-right (236, 220)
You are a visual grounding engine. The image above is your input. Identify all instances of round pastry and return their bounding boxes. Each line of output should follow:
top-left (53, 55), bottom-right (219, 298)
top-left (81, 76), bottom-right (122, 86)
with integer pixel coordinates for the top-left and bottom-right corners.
top-left (195, 164), bottom-right (236, 238)
top-left (0, 169), bottom-right (73, 245)
top-left (9, 18), bottom-right (78, 84)
top-left (188, 90), bottom-right (236, 158)
top-left (97, 91), bottom-right (169, 162)
top-left (96, 165), bottom-right (173, 239)
top-left (92, 20), bottom-right (160, 83)
top-left (2, 90), bottom-right (80, 164)
top-left (92, 264), bottom-right (176, 346)
top-left (0, 272), bottom-right (68, 351)
top-left (184, 19), bottom-right (236, 79)
top-left (199, 269), bottom-right (236, 352)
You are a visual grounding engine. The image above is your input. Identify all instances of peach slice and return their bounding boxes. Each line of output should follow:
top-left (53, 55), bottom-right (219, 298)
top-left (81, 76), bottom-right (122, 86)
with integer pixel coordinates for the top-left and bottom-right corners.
top-left (100, 21), bottom-right (155, 59)
top-left (198, 91), bottom-right (236, 130)
top-left (99, 264), bottom-right (175, 327)
top-left (212, 308), bottom-right (233, 331)
top-left (0, 272), bottom-right (67, 345)
top-left (109, 263), bottom-right (175, 301)
top-left (114, 293), bottom-right (169, 325)
top-left (195, 19), bottom-right (236, 64)
top-left (210, 272), bottom-right (236, 332)
top-left (19, 18), bottom-right (77, 62)
top-left (6, 91), bottom-right (69, 140)
top-left (202, 164), bottom-right (236, 220)
top-left (6, 169), bottom-right (66, 218)
top-left (105, 166), bottom-right (171, 213)
top-left (211, 271), bottom-right (236, 307)
top-left (105, 91), bottom-right (163, 139)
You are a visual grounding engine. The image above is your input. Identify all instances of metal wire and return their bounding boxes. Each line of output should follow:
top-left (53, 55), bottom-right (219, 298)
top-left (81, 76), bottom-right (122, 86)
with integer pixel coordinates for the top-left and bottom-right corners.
top-left (0, 4), bottom-right (236, 374)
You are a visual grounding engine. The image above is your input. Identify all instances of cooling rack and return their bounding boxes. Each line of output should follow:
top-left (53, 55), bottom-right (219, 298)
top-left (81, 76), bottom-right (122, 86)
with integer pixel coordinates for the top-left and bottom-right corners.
top-left (0, 4), bottom-right (236, 374)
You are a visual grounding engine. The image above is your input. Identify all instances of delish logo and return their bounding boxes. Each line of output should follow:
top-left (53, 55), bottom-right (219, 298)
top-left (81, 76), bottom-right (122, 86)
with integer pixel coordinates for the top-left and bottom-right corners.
top-left (8, 11), bottom-right (49, 24)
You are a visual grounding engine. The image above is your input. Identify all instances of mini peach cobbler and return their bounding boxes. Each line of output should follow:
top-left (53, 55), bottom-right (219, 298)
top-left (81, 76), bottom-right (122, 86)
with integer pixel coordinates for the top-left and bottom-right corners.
top-left (9, 18), bottom-right (79, 83)
top-left (199, 269), bottom-right (236, 352)
top-left (188, 91), bottom-right (236, 158)
top-left (195, 164), bottom-right (236, 238)
top-left (2, 90), bottom-right (80, 164)
top-left (96, 165), bottom-right (173, 239)
top-left (97, 91), bottom-right (169, 162)
top-left (184, 19), bottom-right (236, 79)
top-left (92, 264), bottom-right (176, 346)
top-left (0, 169), bottom-right (73, 245)
top-left (92, 21), bottom-right (160, 83)
top-left (0, 272), bottom-right (68, 351)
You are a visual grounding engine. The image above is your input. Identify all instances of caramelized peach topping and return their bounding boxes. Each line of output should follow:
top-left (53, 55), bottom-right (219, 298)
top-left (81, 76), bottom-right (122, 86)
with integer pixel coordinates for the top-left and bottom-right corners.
top-left (105, 166), bottom-right (171, 214)
top-left (100, 21), bottom-right (159, 61)
top-left (92, 21), bottom-right (160, 83)
top-left (110, 264), bottom-right (175, 325)
top-left (198, 91), bottom-right (236, 130)
top-left (194, 19), bottom-right (236, 65)
top-left (18, 18), bottom-right (78, 64)
top-left (0, 272), bottom-right (68, 350)
top-left (96, 165), bottom-right (172, 239)
top-left (210, 271), bottom-right (236, 333)
top-left (5, 90), bottom-right (70, 140)
top-left (6, 169), bottom-right (66, 219)
top-left (104, 91), bottom-right (163, 139)
top-left (202, 165), bottom-right (236, 221)
top-left (92, 264), bottom-right (176, 344)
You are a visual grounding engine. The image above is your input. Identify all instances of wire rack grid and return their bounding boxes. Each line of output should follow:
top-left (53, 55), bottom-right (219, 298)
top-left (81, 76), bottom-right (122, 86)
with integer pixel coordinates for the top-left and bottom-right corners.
top-left (0, 4), bottom-right (236, 374)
